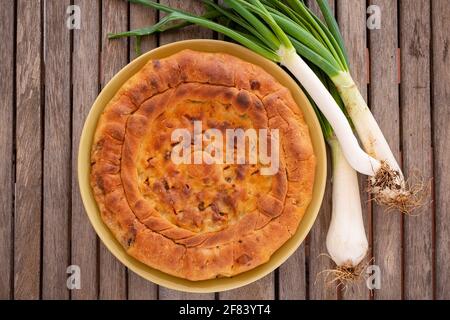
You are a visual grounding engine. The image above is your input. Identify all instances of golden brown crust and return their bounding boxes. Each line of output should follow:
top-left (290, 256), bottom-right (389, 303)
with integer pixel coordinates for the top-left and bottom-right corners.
top-left (90, 50), bottom-right (316, 280)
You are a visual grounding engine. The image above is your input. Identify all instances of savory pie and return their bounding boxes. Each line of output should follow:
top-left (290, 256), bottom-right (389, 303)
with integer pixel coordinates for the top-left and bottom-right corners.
top-left (90, 50), bottom-right (316, 281)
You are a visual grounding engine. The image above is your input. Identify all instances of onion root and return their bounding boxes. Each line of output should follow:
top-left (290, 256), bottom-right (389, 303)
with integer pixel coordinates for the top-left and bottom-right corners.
top-left (317, 255), bottom-right (374, 291)
top-left (369, 162), bottom-right (429, 215)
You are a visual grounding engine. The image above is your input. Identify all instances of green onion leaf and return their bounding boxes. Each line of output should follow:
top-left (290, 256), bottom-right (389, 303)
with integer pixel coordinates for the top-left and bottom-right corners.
top-left (315, 0), bottom-right (349, 67)
top-left (224, 0), bottom-right (281, 50)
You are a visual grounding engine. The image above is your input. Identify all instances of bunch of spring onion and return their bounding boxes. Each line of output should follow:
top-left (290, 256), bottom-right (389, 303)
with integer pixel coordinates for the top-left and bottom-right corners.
top-left (109, 0), bottom-right (424, 276)
top-left (263, 0), bottom-right (423, 213)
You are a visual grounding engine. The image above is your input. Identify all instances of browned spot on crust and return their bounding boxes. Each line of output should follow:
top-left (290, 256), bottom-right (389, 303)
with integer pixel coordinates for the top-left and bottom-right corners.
top-left (236, 91), bottom-right (251, 110)
top-left (250, 80), bottom-right (260, 90)
top-left (153, 59), bottom-right (161, 69)
top-left (236, 254), bottom-right (252, 265)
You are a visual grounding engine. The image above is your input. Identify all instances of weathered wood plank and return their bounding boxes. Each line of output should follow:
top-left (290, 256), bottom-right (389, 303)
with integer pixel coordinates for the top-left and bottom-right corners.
top-left (127, 2), bottom-right (158, 300)
top-left (71, 0), bottom-right (101, 300)
top-left (368, 0), bottom-right (402, 300)
top-left (159, 0), bottom-right (213, 43)
top-left (399, 0), bottom-right (433, 300)
top-left (42, 0), bottom-right (71, 300)
top-left (158, 0), bottom-right (215, 301)
top-left (220, 274), bottom-right (275, 300)
top-left (278, 248), bottom-right (306, 300)
top-left (433, 0), bottom-right (450, 300)
top-left (14, 0), bottom-right (43, 300)
top-left (130, 3), bottom-right (157, 59)
top-left (337, 0), bottom-right (371, 300)
top-left (159, 290), bottom-right (215, 300)
top-left (99, 0), bottom-right (129, 300)
top-left (304, 0), bottom-right (337, 301)
top-left (0, 0), bottom-right (15, 301)
top-left (307, 159), bottom-right (336, 300)
top-left (128, 271), bottom-right (158, 300)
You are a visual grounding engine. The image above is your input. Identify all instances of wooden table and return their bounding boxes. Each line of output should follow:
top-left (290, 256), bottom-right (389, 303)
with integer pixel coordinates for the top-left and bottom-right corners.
top-left (1, 0), bottom-right (448, 300)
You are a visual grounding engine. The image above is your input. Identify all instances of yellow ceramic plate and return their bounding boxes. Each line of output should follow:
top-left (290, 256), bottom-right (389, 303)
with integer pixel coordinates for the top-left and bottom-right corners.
top-left (78, 40), bottom-right (326, 293)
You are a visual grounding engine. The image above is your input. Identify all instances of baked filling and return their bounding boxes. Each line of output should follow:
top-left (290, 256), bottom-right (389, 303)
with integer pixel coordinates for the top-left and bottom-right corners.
top-left (90, 50), bottom-right (316, 280)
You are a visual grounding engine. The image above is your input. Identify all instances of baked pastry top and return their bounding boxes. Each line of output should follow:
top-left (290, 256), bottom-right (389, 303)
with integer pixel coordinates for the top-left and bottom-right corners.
top-left (90, 50), bottom-right (316, 281)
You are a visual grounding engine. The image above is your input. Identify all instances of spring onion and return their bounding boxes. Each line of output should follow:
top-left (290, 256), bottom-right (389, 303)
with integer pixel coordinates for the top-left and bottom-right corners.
top-left (327, 136), bottom-right (368, 275)
top-left (310, 70), bottom-right (368, 280)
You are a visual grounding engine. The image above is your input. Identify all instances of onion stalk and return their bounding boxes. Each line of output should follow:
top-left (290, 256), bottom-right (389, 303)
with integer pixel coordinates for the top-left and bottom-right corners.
top-left (327, 136), bottom-right (368, 275)
top-left (310, 71), bottom-right (369, 282)
top-left (323, 136), bottom-right (371, 288)
top-left (110, 0), bottom-right (424, 213)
